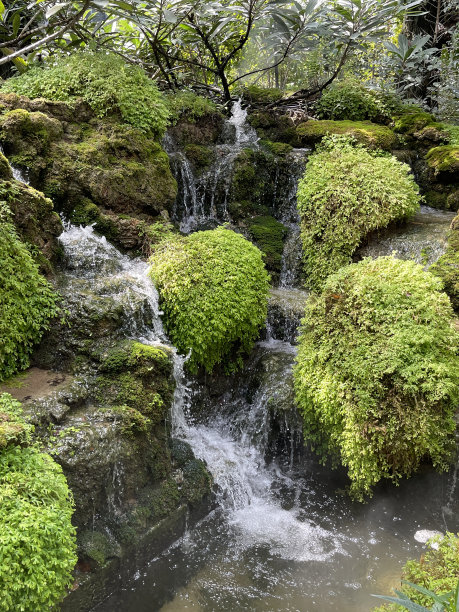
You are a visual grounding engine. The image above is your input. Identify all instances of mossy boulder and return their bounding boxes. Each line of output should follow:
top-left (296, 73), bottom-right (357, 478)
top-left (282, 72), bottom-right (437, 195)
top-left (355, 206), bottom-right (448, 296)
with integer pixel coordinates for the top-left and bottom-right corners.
top-left (261, 140), bottom-right (293, 156)
top-left (248, 110), bottom-right (299, 146)
top-left (431, 214), bottom-right (459, 311)
top-left (247, 215), bottom-right (288, 275)
top-left (296, 120), bottom-right (397, 150)
top-left (0, 178), bottom-right (63, 271)
top-left (184, 144), bottom-right (214, 172)
top-left (0, 94), bottom-right (177, 222)
top-left (294, 256), bottom-right (459, 500)
top-left (168, 112), bottom-right (225, 147)
top-left (239, 85), bottom-right (284, 105)
top-left (426, 145), bottom-right (459, 176)
top-left (393, 109), bottom-right (436, 134)
top-left (0, 151), bottom-right (12, 179)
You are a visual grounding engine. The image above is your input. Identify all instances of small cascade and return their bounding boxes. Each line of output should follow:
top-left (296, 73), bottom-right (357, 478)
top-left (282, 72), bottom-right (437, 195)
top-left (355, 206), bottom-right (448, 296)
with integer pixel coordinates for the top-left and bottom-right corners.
top-left (165, 99), bottom-right (259, 233)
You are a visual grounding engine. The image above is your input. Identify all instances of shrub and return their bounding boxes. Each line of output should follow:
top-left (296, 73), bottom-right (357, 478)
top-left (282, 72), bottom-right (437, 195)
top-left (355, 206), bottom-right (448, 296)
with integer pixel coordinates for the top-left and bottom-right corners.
top-left (166, 90), bottom-right (218, 124)
top-left (373, 532), bottom-right (459, 610)
top-left (0, 207), bottom-right (59, 382)
top-left (0, 393), bottom-right (33, 448)
top-left (149, 227), bottom-right (270, 373)
top-left (0, 442), bottom-right (77, 611)
top-left (316, 81), bottom-right (396, 122)
top-left (297, 136), bottom-right (420, 289)
top-left (1, 52), bottom-right (169, 138)
top-left (294, 257), bottom-right (459, 500)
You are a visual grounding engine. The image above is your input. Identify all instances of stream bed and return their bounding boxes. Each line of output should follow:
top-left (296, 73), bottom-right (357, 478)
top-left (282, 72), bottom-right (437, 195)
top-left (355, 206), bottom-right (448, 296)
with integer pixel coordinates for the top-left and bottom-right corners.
top-left (92, 202), bottom-right (458, 611)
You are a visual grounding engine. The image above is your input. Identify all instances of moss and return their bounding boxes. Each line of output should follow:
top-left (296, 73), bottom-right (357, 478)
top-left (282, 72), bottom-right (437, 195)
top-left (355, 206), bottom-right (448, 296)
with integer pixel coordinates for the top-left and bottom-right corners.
top-left (182, 458), bottom-right (213, 504)
top-left (0, 393), bottom-right (33, 448)
top-left (184, 144), bottom-right (213, 171)
top-left (248, 111), bottom-right (299, 145)
top-left (426, 145), bottom-right (459, 174)
top-left (447, 190), bottom-right (459, 211)
top-left (100, 405), bottom-right (151, 436)
top-left (414, 123), bottom-right (450, 144)
top-left (248, 215), bottom-right (287, 273)
top-left (70, 198), bottom-right (100, 225)
top-left (431, 214), bottom-right (459, 312)
top-left (296, 120), bottom-right (397, 150)
top-left (0, 151), bottom-right (12, 179)
top-left (424, 190), bottom-right (448, 209)
top-left (393, 110), bottom-right (435, 134)
top-left (239, 85), bottom-right (283, 105)
top-left (261, 140), bottom-right (293, 156)
top-left (79, 530), bottom-right (119, 567)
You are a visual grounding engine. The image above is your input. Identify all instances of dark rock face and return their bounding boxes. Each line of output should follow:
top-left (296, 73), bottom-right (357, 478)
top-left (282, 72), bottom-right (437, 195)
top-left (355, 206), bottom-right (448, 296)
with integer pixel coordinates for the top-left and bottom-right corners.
top-left (0, 93), bottom-right (177, 221)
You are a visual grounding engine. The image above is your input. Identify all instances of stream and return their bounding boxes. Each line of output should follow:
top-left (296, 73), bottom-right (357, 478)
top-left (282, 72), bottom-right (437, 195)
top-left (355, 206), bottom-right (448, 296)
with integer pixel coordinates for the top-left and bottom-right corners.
top-left (46, 105), bottom-right (459, 611)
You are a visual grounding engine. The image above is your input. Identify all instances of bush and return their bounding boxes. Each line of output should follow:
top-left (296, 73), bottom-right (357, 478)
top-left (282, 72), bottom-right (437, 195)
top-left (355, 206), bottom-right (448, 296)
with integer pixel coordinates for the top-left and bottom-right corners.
top-left (0, 393), bottom-right (33, 448)
top-left (294, 257), bottom-right (459, 500)
top-left (0, 442), bottom-right (77, 611)
top-left (1, 52), bottom-right (169, 138)
top-left (297, 136), bottom-right (420, 289)
top-left (166, 90), bottom-right (218, 124)
top-left (149, 227), bottom-right (270, 373)
top-left (0, 206), bottom-right (59, 382)
top-left (316, 81), bottom-right (397, 122)
top-left (373, 532), bottom-right (459, 610)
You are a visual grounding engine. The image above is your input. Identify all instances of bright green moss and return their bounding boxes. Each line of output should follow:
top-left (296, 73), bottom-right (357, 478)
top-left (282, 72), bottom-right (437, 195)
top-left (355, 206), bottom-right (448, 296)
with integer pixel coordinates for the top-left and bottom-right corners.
top-left (1, 52), bottom-right (169, 138)
top-left (149, 228), bottom-right (270, 373)
top-left (239, 85), bottom-right (284, 104)
top-left (316, 81), bottom-right (393, 122)
top-left (166, 90), bottom-right (219, 124)
top-left (248, 215), bottom-right (288, 273)
top-left (0, 207), bottom-right (59, 381)
top-left (431, 215), bottom-right (459, 311)
top-left (296, 120), bottom-right (397, 150)
top-left (426, 145), bottom-right (459, 174)
top-left (261, 140), bottom-right (293, 156)
top-left (393, 110), bottom-right (435, 134)
top-left (297, 136), bottom-right (420, 289)
top-left (294, 257), bottom-right (459, 500)
top-left (0, 152), bottom-right (12, 179)
top-left (0, 444), bottom-right (77, 611)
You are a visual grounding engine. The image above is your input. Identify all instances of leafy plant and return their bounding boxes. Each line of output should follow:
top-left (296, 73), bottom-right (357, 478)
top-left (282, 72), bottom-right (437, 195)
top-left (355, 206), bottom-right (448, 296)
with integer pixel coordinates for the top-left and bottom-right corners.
top-left (293, 256), bottom-right (459, 500)
top-left (149, 227), bottom-right (270, 373)
top-left (372, 533), bottom-right (459, 611)
top-left (0, 207), bottom-right (59, 382)
top-left (1, 51), bottom-right (170, 138)
top-left (316, 80), bottom-right (391, 122)
top-left (0, 443), bottom-right (77, 611)
top-left (297, 135), bottom-right (420, 289)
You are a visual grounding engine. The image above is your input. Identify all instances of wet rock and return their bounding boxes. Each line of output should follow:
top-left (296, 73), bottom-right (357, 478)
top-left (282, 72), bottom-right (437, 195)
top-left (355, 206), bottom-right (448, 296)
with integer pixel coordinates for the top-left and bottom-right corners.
top-left (267, 289), bottom-right (308, 344)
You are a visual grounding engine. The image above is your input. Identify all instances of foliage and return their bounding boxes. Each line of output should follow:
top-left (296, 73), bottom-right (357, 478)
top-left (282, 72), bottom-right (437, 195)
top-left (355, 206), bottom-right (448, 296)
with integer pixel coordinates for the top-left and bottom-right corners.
top-left (149, 227), bottom-right (270, 373)
top-left (1, 51), bottom-right (170, 138)
top-left (316, 81), bottom-right (390, 122)
top-left (293, 256), bottom-right (459, 500)
top-left (373, 533), bottom-right (459, 611)
top-left (0, 393), bottom-right (33, 448)
top-left (0, 207), bottom-right (59, 382)
top-left (166, 90), bottom-right (219, 124)
top-left (0, 442), bottom-right (77, 611)
top-left (247, 215), bottom-right (288, 273)
top-left (297, 135), bottom-right (420, 289)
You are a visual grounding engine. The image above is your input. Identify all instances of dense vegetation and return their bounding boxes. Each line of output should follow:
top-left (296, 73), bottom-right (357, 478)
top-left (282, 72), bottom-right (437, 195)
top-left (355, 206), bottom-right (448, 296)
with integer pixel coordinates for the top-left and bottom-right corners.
top-left (373, 532), bottom-right (459, 610)
top-left (0, 205), bottom-right (59, 382)
top-left (297, 136), bottom-right (420, 289)
top-left (149, 228), bottom-right (270, 373)
top-left (294, 257), bottom-right (459, 500)
top-left (1, 52), bottom-right (170, 138)
top-left (0, 393), bottom-right (76, 611)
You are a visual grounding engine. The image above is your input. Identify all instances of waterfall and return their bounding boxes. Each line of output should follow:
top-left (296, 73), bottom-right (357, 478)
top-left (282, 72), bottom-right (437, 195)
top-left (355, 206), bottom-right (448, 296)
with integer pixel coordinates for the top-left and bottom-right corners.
top-left (165, 99), bottom-right (259, 233)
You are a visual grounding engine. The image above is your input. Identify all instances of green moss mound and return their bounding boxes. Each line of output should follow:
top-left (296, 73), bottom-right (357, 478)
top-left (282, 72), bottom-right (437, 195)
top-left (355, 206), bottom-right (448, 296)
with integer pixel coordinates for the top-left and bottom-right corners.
top-left (393, 109), bottom-right (436, 134)
top-left (1, 51), bottom-right (169, 138)
top-left (296, 119), bottom-right (397, 150)
top-left (248, 215), bottom-right (288, 273)
top-left (426, 145), bottom-right (459, 174)
top-left (149, 228), bottom-right (270, 373)
top-left (431, 215), bottom-right (459, 311)
top-left (166, 90), bottom-right (219, 124)
top-left (239, 85), bottom-right (284, 105)
top-left (297, 136), bottom-right (420, 289)
top-left (0, 443), bottom-right (77, 611)
top-left (373, 532), bottom-right (459, 610)
top-left (294, 257), bottom-right (459, 500)
top-left (0, 207), bottom-right (59, 381)
top-left (317, 82), bottom-right (395, 122)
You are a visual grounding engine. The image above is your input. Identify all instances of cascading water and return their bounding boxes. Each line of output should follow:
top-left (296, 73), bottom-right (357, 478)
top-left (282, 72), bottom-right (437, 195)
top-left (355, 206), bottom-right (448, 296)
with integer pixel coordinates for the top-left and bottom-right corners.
top-left (165, 100), bottom-right (260, 233)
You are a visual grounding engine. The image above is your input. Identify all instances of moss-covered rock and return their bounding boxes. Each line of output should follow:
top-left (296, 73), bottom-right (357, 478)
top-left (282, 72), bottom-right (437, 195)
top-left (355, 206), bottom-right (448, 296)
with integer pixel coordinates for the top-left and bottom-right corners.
top-left (430, 214), bottom-right (459, 311)
top-left (184, 144), bottom-right (214, 172)
top-left (426, 145), bottom-right (459, 176)
top-left (248, 110), bottom-right (299, 146)
top-left (0, 94), bottom-right (177, 222)
top-left (296, 120), bottom-right (397, 150)
top-left (239, 85), bottom-right (284, 105)
top-left (0, 151), bottom-right (12, 179)
top-left (247, 215), bottom-right (287, 275)
top-left (261, 140), bottom-right (293, 156)
top-left (393, 109), bottom-right (435, 134)
top-left (0, 178), bottom-right (63, 271)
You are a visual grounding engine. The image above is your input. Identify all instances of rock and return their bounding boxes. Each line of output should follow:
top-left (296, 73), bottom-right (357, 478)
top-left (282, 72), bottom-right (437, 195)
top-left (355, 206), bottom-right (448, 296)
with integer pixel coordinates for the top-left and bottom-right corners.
top-left (296, 119), bottom-right (398, 150)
